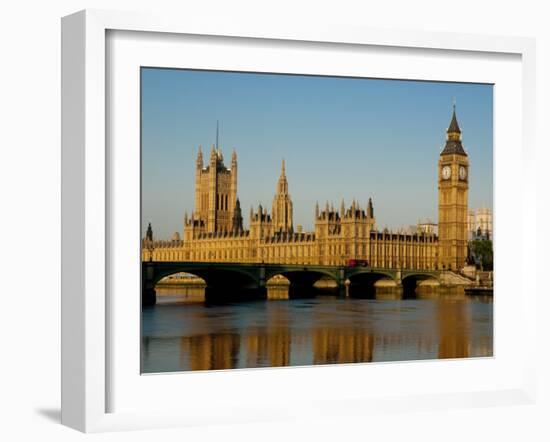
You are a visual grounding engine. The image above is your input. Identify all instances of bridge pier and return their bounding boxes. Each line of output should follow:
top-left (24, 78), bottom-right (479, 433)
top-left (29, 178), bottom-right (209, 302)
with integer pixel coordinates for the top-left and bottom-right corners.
top-left (142, 287), bottom-right (157, 306)
top-left (337, 269), bottom-right (348, 297)
top-left (142, 263), bottom-right (157, 306)
top-left (336, 279), bottom-right (350, 297)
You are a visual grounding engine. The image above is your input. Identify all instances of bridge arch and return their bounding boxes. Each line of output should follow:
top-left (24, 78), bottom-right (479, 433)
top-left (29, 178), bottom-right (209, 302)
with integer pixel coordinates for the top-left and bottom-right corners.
top-left (265, 268), bottom-right (340, 298)
top-left (345, 268), bottom-right (396, 281)
top-left (264, 267), bottom-right (339, 283)
top-left (401, 273), bottom-right (440, 298)
top-left (144, 263), bottom-right (263, 303)
top-left (346, 271), bottom-right (397, 299)
top-left (151, 265), bottom-right (258, 288)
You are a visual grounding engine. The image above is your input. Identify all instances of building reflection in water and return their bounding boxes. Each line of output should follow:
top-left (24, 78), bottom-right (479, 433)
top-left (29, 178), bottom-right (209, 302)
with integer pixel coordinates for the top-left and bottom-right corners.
top-left (437, 297), bottom-right (471, 359)
top-left (245, 329), bottom-right (291, 367)
top-left (179, 334), bottom-right (241, 371)
top-left (246, 300), bottom-right (291, 367)
top-left (142, 289), bottom-right (493, 373)
top-left (312, 328), bottom-right (374, 364)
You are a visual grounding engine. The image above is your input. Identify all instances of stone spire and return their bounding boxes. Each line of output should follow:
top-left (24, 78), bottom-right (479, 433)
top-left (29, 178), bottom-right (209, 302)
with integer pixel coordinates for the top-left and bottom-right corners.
top-left (441, 103), bottom-right (467, 156)
top-left (340, 198), bottom-right (345, 218)
top-left (272, 158), bottom-right (293, 232)
top-left (276, 159), bottom-right (289, 194)
top-left (315, 201), bottom-right (319, 219)
top-left (447, 104), bottom-right (461, 134)
top-left (196, 145), bottom-right (203, 169)
top-left (145, 222), bottom-right (153, 242)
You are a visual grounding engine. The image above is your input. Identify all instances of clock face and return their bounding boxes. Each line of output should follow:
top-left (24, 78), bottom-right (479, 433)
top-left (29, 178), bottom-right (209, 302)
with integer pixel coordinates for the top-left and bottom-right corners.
top-left (459, 166), bottom-right (467, 180)
top-left (441, 165), bottom-right (451, 180)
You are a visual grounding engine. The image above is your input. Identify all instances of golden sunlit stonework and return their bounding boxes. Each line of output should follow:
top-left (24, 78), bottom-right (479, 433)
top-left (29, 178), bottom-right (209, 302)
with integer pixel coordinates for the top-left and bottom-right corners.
top-left (143, 108), bottom-right (469, 272)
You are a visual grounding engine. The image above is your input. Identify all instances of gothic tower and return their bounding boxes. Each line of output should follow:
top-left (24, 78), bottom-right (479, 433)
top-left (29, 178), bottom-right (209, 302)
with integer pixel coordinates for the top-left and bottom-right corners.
top-left (438, 105), bottom-right (469, 271)
top-left (271, 159), bottom-right (294, 233)
top-left (192, 142), bottom-right (238, 233)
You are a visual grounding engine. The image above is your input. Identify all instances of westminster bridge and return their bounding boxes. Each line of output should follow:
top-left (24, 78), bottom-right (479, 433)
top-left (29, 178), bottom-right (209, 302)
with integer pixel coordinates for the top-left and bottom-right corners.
top-left (142, 261), bottom-right (442, 305)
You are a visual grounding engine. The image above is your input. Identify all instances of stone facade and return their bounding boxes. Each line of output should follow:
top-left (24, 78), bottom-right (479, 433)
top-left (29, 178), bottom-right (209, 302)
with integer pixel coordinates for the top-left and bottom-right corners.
top-left (143, 108), bottom-right (470, 271)
top-left (468, 207), bottom-right (492, 240)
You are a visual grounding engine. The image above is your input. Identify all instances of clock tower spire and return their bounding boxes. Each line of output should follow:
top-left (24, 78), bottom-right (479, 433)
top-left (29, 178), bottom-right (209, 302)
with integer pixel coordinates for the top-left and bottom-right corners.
top-left (438, 104), bottom-right (469, 271)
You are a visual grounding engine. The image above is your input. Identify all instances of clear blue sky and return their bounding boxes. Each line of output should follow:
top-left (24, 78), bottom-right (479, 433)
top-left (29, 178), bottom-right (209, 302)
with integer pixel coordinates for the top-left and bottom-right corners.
top-left (141, 68), bottom-right (493, 239)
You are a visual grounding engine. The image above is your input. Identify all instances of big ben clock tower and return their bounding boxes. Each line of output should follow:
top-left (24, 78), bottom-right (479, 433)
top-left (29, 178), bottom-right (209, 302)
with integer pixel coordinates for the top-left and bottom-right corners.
top-left (438, 105), bottom-right (469, 271)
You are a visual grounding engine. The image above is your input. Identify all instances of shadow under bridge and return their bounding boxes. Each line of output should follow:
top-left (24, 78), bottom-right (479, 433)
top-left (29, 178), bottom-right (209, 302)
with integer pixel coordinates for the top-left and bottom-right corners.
top-left (264, 265), bottom-right (342, 298)
top-left (401, 271), bottom-right (440, 298)
top-left (142, 262), bottom-right (440, 304)
top-left (142, 262), bottom-right (264, 305)
top-left (344, 269), bottom-right (398, 298)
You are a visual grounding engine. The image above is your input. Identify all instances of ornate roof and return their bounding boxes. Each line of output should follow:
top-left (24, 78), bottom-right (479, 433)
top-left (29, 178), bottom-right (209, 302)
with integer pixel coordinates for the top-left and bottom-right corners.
top-left (441, 140), bottom-right (467, 156)
top-left (441, 106), bottom-right (467, 156)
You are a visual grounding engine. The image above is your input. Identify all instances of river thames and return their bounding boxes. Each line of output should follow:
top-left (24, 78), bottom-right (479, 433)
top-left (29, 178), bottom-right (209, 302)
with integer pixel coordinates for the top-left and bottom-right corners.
top-left (141, 285), bottom-right (493, 373)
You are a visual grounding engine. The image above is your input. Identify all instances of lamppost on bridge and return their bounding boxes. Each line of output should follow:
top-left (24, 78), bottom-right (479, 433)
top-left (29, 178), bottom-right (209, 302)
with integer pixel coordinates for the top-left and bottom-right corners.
top-left (143, 222), bottom-right (156, 306)
top-left (145, 222), bottom-right (155, 262)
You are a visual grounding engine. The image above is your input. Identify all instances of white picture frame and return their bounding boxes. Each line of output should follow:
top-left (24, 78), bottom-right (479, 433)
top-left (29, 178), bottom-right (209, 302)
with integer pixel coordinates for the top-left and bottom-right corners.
top-left (61, 9), bottom-right (537, 433)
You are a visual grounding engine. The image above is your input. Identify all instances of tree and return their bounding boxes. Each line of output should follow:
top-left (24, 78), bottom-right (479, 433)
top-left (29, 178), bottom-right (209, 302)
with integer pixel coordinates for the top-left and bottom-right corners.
top-left (469, 239), bottom-right (493, 271)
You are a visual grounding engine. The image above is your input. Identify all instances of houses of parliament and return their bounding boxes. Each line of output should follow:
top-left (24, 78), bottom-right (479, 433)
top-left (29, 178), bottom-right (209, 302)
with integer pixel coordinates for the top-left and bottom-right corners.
top-left (143, 107), bottom-right (470, 272)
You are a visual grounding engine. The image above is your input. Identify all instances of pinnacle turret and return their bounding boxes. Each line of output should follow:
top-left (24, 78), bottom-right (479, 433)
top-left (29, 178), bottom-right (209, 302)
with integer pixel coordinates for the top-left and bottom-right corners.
top-left (276, 159), bottom-right (289, 195)
top-left (196, 145), bottom-right (203, 169)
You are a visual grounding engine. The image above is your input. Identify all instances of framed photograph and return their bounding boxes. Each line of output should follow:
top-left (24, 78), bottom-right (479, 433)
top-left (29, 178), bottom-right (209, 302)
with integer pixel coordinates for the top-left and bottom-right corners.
top-left (61, 9), bottom-right (537, 432)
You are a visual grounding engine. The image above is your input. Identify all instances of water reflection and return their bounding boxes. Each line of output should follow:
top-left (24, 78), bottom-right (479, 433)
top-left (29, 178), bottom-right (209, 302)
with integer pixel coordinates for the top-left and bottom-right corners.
top-left (179, 333), bottom-right (241, 371)
top-left (142, 286), bottom-right (493, 373)
top-left (313, 328), bottom-right (374, 365)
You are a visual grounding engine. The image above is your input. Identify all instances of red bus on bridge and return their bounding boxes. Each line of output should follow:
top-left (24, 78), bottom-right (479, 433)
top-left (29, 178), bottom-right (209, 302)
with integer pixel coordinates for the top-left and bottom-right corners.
top-left (346, 259), bottom-right (369, 268)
